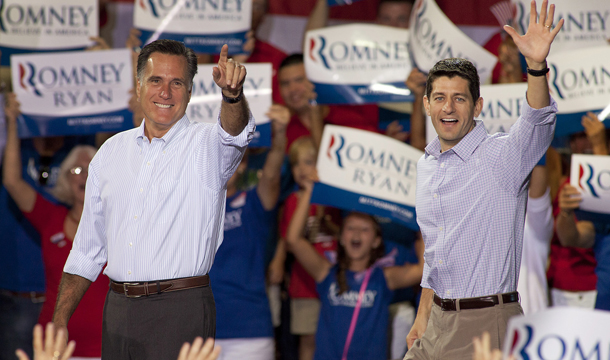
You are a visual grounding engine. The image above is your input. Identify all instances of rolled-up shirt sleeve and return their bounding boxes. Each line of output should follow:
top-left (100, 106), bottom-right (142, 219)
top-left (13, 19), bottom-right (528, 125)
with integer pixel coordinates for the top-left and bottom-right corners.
top-left (64, 155), bottom-right (108, 282)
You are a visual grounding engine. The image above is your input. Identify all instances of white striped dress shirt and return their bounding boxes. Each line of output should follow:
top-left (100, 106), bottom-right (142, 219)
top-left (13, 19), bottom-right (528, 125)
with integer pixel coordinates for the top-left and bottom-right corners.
top-left (417, 96), bottom-right (557, 299)
top-left (64, 113), bottom-right (255, 282)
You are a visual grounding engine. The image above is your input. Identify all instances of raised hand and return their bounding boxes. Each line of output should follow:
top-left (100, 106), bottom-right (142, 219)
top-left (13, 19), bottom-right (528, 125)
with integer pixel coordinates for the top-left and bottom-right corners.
top-left (582, 112), bottom-right (607, 151)
top-left (266, 104), bottom-right (291, 134)
top-left (503, 0), bottom-right (564, 67)
top-left (176, 337), bottom-right (220, 360)
top-left (15, 323), bottom-right (75, 360)
top-left (212, 44), bottom-right (246, 96)
top-left (4, 92), bottom-right (21, 122)
top-left (558, 184), bottom-right (582, 212)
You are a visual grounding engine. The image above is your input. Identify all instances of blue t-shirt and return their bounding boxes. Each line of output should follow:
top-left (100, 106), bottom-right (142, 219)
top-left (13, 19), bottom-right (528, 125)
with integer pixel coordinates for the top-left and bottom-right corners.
top-left (209, 188), bottom-right (275, 338)
top-left (593, 221), bottom-right (610, 311)
top-left (315, 266), bottom-right (393, 360)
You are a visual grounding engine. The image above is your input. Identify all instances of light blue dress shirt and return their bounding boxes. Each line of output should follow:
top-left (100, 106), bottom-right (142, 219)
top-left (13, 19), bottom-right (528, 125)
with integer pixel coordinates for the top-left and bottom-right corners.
top-left (417, 96), bottom-right (557, 299)
top-left (64, 112), bottom-right (255, 282)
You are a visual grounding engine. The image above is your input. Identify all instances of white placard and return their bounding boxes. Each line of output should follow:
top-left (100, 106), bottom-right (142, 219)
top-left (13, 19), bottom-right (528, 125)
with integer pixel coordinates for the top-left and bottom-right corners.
top-left (548, 45), bottom-right (610, 115)
top-left (0, 0), bottom-right (98, 65)
top-left (409, 0), bottom-right (497, 84)
top-left (133, 0), bottom-right (251, 54)
top-left (10, 49), bottom-right (133, 137)
top-left (512, 0), bottom-right (610, 55)
top-left (312, 125), bottom-right (422, 229)
top-left (570, 154), bottom-right (610, 215)
top-left (479, 83), bottom-right (528, 135)
top-left (187, 63), bottom-right (271, 146)
top-left (503, 307), bottom-right (610, 359)
top-left (305, 24), bottom-right (412, 104)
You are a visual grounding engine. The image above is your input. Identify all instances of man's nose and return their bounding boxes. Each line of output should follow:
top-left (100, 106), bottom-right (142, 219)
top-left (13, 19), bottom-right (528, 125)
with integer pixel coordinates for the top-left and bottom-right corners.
top-left (159, 84), bottom-right (171, 99)
top-left (442, 99), bottom-right (454, 113)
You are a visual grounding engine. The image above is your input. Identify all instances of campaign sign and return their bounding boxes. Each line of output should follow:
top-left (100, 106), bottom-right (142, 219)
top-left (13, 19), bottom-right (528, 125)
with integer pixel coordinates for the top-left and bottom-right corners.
top-left (479, 83), bottom-right (528, 135)
top-left (548, 45), bottom-right (610, 137)
top-left (570, 154), bottom-right (610, 222)
top-left (0, 0), bottom-right (98, 66)
top-left (187, 63), bottom-right (271, 147)
top-left (134, 0), bottom-right (252, 55)
top-left (409, 0), bottom-right (497, 84)
top-left (502, 307), bottom-right (610, 359)
top-left (11, 49), bottom-right (133, 138)
top-left (512, 0), bottom-right (610, 55)
top-left (305, 24), bottom-right (413, 104)
top-left (311, 125), bottom-right (422, 230)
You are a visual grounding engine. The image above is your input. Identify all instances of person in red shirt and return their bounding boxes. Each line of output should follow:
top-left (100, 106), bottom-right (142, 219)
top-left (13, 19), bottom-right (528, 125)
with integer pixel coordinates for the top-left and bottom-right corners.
top-left (3, 94), bottom-right (109, 359)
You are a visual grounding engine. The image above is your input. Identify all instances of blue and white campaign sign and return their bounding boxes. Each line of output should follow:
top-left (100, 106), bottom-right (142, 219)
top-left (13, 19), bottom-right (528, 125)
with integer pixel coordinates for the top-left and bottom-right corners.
top-left (502, 307), bottom-right (610, 359)
top-left (570, 154), bottom-right (610, 222)
top-left (133, 0), bottom-right (252, 55)
top-left (10, 49), bottom-right (133, 138)
top-left (305, 24), bottom-right (413, 104)
top-left (187, 63), bottom-right (271, 147)
top-left (479, 83), bottom-right (528, 135)
top-left (0, 0), bottom-right (98, 66)
top-left (548, 45), bottom-right (610, 137)
top-left (409, 0), bottom-right (497, 85)
top-left (311, 125), bottom-right (422, 230)
top-left (512, 0), bottom-right (610, 55)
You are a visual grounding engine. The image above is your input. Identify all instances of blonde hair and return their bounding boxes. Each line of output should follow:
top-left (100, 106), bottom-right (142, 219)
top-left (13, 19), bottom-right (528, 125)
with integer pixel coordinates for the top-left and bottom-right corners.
top-left (288, 136), bottom-right (317, 167)
top-left (51, 145), bottom-right (97, 206)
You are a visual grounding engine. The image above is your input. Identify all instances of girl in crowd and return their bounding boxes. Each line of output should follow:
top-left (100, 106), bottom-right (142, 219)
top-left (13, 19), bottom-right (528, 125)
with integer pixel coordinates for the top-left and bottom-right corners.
top-left (285, 170), bottom-right (423, 360)
top-left (3, 94), bottom-right (109, 359)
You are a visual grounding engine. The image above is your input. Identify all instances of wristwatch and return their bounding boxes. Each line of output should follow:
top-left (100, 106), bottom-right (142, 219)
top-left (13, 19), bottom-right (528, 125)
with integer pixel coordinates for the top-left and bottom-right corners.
top-left (222, 88), bottom-right (243, 103)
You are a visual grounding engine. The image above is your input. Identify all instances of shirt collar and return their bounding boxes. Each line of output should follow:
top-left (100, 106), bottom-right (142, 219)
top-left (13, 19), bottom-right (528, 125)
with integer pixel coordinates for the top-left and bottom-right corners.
top-left (135, 114), bottom-right (190, 145)
top-left (424, 120), bottom-right (488, 162)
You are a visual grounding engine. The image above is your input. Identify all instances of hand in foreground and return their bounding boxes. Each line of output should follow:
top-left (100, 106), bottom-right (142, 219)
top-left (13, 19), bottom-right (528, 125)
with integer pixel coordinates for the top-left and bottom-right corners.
top-left (558, 184), bottom-right (582, 212)
top-left (472, 332), bottom-right (515, 360)
top-left (266, 104), bottom-right (291, 133)
top-left (212, 44), bottom-right (246, 96)
top-left (15, 323), bottom-right (75, 360)
top-left (177, 337), bottom-right (221, 360)
top-left (406, 317), bottom-right (426, 349)
top-left (503, 0), bottom-right (564, 67)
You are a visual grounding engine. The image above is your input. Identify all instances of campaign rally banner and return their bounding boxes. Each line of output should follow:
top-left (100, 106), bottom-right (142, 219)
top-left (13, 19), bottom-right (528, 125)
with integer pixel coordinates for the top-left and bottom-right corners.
top-left (0, 0), bottom-right (98, 66)
top-left (547, 45), bottom-right (610, 137)
top-left (512, 0), bottom-right (610, 55)
top-left (502, 307), bottom-right (610, 359)
top-left (479, 83), bottom-right (528, 135)
top-left (570, 154), bottom-right (610, 222)
top-left (311, 125), bottom-right (422, 230)
top-left (11, 49), bottom-right (133, 138)
top-left (187, 63), bottom-right (271, 147)
top-left (134, 0), bottom-right (252, 55)
top-left (305, 24), bottom-right (413, 104)
top-left (409, 0), bottom-right (497, 84)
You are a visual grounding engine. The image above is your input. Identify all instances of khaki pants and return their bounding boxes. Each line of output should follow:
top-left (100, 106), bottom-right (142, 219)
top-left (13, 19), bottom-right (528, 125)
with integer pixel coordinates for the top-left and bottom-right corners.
top-left (404, 299), bottom-right (523, 360)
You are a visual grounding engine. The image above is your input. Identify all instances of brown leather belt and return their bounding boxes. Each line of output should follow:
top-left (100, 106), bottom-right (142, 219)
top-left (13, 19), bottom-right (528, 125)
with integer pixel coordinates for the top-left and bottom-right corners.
top-left (0, 289), bottom-right (46, 303)
top-left (434, 292), bottom-right (519, 311)
top-left (109, 275), bottom-right (210, 298)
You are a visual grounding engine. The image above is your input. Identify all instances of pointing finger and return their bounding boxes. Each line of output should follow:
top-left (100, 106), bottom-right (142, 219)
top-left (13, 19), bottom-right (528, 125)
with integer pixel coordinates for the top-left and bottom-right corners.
top-left (218, 44), bottom-right (229, 68)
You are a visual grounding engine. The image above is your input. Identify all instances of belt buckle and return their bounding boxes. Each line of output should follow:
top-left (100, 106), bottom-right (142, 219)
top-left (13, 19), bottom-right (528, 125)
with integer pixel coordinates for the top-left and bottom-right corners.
top-left (123, 283), bottom-right (143, 298)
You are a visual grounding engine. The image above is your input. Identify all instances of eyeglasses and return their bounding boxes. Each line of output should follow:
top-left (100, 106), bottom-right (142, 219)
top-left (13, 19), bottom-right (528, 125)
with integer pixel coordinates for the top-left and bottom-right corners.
top-left (69, 167), bottom-right (88, 176)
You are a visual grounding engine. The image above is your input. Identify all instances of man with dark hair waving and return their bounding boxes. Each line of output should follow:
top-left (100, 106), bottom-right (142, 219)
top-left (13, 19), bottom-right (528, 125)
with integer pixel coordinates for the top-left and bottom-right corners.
top-left (404, 1), bottom-right (564, 359)
top-left (52, 40), bottom-right (255, 360)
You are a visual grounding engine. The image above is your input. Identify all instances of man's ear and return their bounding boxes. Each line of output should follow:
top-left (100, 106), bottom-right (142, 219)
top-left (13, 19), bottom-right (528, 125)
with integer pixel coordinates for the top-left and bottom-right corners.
top-left (474, 97), bottom-right (483, 118)
top-left (136, 78), bottom-right (141, 100)
top-left (423, 95), bottom-right (431, 116)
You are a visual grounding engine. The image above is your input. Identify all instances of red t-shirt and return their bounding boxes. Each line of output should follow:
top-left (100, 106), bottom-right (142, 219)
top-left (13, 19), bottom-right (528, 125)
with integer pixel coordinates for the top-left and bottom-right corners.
top-left (546, 180), bottom-right (597, 291)
top-left (280, 192), bottom-right (339, 299)
top-left (23, 194), bottom-right (110, 357)
top-left (285, 104), bottom-right (380, 152)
